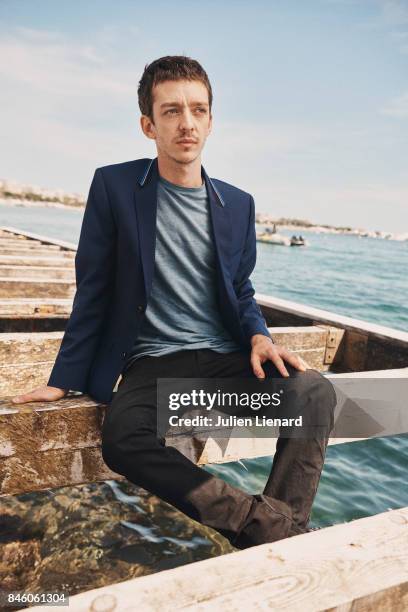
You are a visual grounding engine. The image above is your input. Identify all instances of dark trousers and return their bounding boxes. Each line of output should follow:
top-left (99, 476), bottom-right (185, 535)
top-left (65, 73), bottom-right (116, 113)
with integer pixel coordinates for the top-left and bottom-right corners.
top-left (101, 348), bottom-right (335, 549)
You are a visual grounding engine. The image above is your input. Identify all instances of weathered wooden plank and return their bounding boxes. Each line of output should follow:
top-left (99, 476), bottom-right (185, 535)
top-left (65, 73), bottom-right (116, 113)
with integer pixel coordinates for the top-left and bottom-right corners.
top-left (0, 225), bottom-right (77, 251)
top-left (0, 254), bottom-right (74, 267)
top-left (0, 278), bottom-right (76, 298)
top-left (0, 361), bottom-right (58, 396)
top-left (0, 266), bottom-right (75, 280)
top-left (317, 325), bottom-right (346, 366)
top-left (0, 234), bottom-right (30, 238)
top-left (0, 298), bottom-right (72, 316)
top-left (0, 350), bottom-right (325, 393)
top-left (1, 331), bottom-right (60, 360)
top-left (0, 247), bottom-right (75, 257)
top-left (1, 446), bottom-right (122, 495)
top-left (267, 326), bottom-right (329, 370)
top-left (0, 242), bottom-right (63, 251)
top-left (293, 348), bottom-right (327, 370)
top-left (267, 326), bottom-right (327, 349)
top-left (0, 318), bottom-right (68, 333)
top-left (0, 234), bottom-right (38, 242)
top-left (0, 298), bottom-right (72, 331)
top-left (0, 332), bottom-right (63, 395)
top-left (0, 399), bottom-right (354, 496)
top-left (27, 507), bottom-right (408, 612)
top-left (257, 293), bottom-right (408, 371)
top-left (0, 396), bottom-right (122, 497)
top-left (1, 368), bottom-right (406, 495)
top-left (342, 329), bottom-right (368, 371)
top-left (0, 235), bottom-right (52, 244)
top-left (0, 328), bottom-right (329, 360)
top-left (0, 327), bottom-right (330, 394)
top-left (0, 238), bottom-right (39, 246)
top-left (257, 293), bottom-right (408, 342)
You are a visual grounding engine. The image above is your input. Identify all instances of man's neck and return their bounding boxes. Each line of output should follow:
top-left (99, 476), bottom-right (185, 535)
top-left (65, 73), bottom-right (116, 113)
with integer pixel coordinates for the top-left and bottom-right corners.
top-left (157, 155), bottom-right (203, 188)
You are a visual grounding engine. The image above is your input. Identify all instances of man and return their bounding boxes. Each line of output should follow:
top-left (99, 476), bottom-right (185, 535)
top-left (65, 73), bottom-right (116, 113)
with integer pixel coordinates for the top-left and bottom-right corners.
top-left (12, 56), bottom-right (335, 550)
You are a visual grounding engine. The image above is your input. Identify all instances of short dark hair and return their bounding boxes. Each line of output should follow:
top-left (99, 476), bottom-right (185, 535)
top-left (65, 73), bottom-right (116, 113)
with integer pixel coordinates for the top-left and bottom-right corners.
top-left (138, 55), bottom-right (213, 121)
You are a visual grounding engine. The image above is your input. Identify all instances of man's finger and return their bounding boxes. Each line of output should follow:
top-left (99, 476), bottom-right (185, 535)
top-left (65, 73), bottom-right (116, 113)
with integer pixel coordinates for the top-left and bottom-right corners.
top-left (281, 350), bottom-right (307, 372)
top-left (269, 353), bottom-right (290, 377)
top-left (298, 356), bottom-right (311, 369)
top-left (11, 393), bottom-right (35, 404)
top-left (251, 354), bottom-right (265, 379)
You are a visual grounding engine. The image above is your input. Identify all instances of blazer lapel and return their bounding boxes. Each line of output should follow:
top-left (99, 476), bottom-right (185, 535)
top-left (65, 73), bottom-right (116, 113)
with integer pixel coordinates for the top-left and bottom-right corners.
top-left (133, 157), bottom-right (159, 301)
top-left (202, 167), bottom-right (232, 282)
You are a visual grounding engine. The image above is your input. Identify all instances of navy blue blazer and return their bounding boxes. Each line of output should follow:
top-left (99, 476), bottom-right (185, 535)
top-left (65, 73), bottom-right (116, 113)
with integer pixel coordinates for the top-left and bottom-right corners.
top-left (47, 157), bottom-right (272, 403)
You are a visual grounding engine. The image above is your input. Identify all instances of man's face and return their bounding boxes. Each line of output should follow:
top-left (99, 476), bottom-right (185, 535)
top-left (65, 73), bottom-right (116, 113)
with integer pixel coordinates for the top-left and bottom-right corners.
top-left (140, 79), bottom-right (212, 164)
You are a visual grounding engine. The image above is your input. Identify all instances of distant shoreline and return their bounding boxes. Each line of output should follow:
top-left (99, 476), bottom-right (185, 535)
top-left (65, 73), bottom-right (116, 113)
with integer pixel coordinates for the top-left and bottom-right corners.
top-left (256, 217), bottom-right (407, 242)
top-left (0, 180), bottom-right (406, 242)
top-left (0, 197), bottom-right (83, 211)
top-left (0, 179), bottom-right (85, 210)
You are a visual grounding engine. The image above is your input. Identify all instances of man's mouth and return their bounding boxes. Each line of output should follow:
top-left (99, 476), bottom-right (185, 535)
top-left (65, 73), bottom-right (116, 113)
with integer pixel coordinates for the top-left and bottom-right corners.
top-left (177, 140), bottom-right (197, 145)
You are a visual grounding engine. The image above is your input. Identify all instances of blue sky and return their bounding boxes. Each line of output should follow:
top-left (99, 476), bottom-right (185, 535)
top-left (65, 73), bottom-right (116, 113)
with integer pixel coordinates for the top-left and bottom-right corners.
top-left (0, 0), bottom-right (407, 232)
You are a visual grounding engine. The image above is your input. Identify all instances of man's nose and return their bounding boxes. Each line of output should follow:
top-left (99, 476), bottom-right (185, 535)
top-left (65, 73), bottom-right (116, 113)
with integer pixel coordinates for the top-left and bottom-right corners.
top-left (179, 108), bottom-right (195, 131)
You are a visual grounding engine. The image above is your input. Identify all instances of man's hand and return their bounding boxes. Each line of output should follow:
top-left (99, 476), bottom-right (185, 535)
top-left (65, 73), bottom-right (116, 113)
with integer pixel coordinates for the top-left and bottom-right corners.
top-left (11, 386), bottom-right (69, 404)
top-left (250, 334), bottom-right (309, 379)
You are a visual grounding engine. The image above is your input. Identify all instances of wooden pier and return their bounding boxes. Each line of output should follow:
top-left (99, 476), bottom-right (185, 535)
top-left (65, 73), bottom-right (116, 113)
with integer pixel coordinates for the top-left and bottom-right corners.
top-left (0, 226), bottom-right (407, 611)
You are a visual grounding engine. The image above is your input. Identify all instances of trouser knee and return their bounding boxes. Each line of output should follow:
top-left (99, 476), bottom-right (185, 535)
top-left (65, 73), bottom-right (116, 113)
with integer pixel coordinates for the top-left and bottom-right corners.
top-left (304, 370), bottom-right (336, 433)
top-left (283, 369), bottom-right (336, 434)
top-left (101, 417), bottom-right (164, 479)
top-left (101, 433), bottom-right (127, 476)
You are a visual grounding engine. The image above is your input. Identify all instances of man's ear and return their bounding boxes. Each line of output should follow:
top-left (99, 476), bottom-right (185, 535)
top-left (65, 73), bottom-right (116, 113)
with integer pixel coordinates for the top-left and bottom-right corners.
top-left (140, 114), bottom-right (156, 140)
top-left (207, 113), bottom-right (213, 136)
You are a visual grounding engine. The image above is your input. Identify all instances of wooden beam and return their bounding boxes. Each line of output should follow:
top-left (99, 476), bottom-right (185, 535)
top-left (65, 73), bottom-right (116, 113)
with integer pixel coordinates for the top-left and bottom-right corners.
top-left (0, 278), bottom-right (76, 298)
top-left (257, 294), bottom-right (408, 371)
top-left (268, 326), bottom-right (328, 349)
top-left (34, 506), bottom-right (408, 612)
top-left (0, 238), bottom-right (42, 246)
top-left (0, 266), bottom-right (75, 280)
top-left (0, 225), bottom-right (77, 251)
top-left (268, 325), bottom-right (328, 369)
top-left (0, 248), bottom-right (74, 257)
top-left (0, 331), bottom-right (63, 395)
top-left (0, 327), bottom-right (332, 394)
top-left (0, 240), bottom-right (63, 249)
top-left (0, 298), bottom-right (72, 316)
top-left (0, 392), bottom-right (339, 495)
top-left (0, 300), bottom-right (71, 332)
top-left (0, 255), bottom-right (74, 267)
top-left (257, 293), bottom-right (408, 344)
top-left (1, 368), bottom-right (406, 496)
top-left (316, 324), bottom-right (346, 366)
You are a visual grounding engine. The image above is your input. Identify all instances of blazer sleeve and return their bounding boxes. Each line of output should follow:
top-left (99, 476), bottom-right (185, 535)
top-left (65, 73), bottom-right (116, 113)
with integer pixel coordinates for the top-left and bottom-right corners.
top-left (47, 168), bottom-right (116, 392)
top-left (232, 194), bottom-right (274, 346)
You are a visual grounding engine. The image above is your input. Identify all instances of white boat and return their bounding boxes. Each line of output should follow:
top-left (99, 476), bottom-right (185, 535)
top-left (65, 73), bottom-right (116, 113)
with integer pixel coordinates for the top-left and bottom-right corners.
top-left (256, 226), bottom-right (291, 246)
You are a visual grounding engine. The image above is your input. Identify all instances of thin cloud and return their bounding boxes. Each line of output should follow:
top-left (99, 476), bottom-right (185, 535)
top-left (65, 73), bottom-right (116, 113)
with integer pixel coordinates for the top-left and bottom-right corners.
top-left (357, 0), bottom-right (408, 54)
top-left (380, 91), bottom-right (408, 117)
top-left (0, 27), bottom-right (138, 99)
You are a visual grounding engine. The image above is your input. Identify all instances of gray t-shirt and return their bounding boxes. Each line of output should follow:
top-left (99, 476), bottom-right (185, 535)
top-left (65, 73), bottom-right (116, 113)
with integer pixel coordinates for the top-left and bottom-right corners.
top-left (124, 174), bottom-right (240, 369)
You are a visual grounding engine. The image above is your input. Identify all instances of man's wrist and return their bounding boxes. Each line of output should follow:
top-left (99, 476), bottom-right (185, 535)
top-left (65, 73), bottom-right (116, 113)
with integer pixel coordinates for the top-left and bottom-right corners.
top-left (250, 333), bottom-right (273, 347)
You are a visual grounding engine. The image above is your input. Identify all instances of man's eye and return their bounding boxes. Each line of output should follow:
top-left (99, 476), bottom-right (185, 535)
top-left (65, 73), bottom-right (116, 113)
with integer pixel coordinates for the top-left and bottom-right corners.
top-left (165, 108), bottom-right (206, 115)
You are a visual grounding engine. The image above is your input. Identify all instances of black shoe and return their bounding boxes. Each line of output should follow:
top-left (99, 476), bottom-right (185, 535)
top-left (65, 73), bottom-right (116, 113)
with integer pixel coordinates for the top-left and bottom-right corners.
top-left (287, 522), bottom-right (308, 537)
top-left (232, 494), bottom-right (293, 550)
top-left (306, 525), bottom-right (323, 533)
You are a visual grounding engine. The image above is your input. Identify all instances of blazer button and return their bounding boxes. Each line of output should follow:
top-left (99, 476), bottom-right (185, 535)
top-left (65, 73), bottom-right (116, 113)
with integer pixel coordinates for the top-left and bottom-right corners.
top-left (137, 305), bottom-right (145, 312)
